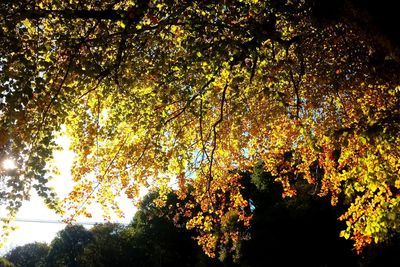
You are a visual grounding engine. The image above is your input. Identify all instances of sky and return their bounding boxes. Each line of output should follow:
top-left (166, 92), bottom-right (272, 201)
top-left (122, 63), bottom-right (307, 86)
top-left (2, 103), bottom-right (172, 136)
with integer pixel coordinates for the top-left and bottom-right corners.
top-left (0, 135), bottom-right (138, 255)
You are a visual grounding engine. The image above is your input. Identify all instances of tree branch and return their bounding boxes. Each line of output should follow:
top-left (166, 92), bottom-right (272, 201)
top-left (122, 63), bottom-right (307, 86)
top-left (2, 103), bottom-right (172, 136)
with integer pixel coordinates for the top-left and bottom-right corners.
top-left (17, 9), bottom-right (125, 21)
top-left (208, 80), bottom-right (229, 190)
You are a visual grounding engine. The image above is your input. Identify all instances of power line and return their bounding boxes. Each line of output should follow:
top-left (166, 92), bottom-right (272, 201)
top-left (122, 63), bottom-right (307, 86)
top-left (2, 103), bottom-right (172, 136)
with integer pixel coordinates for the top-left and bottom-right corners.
top-left (12, 218), bottom-right (128, 226)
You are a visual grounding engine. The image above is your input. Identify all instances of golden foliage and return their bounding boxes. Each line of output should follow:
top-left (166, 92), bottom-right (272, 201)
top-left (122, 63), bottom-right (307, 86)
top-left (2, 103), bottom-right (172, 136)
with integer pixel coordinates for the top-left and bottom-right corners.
top-left (1, 0), bottom-right (399, 256)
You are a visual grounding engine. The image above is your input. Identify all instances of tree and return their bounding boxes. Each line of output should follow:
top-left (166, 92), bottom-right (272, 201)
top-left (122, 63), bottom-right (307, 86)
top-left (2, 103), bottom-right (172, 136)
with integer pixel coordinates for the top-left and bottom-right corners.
top-left (127, 191), bottom-right (220, 267)
top-left (0, 257), bottom-right (15, 267)
top-left (239, 163), bottom-right (359, 266)
top-left (5, 242), bottom-right (49, 267)
top-left (1, 0), bottom-right (399, 256)
top-left (45, 225), bottom-right (93, 267)
top-left (76, 223), bottom-right (142, 267)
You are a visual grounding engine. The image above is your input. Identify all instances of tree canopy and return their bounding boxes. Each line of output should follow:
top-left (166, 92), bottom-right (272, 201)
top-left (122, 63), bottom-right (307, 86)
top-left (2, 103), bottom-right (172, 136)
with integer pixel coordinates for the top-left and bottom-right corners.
top-left (0, 257), bottom-right (15, 267)
top-left (1, 0), bottom-right (399, 256)
top-left (5, 242), bottom-right (49, 267)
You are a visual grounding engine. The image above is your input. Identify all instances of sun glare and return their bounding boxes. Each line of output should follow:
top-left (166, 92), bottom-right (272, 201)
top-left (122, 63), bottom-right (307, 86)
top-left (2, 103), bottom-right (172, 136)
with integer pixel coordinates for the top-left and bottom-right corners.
top-left (2, 159), bottom-right (17, 170)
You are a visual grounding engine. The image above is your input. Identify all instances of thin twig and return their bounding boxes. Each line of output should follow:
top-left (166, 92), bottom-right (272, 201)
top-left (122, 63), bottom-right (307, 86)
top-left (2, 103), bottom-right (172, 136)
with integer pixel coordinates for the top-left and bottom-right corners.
top-left (71, 132), bottom-right (131, 220)
top-left (164, 76), bottom-right (216, 125)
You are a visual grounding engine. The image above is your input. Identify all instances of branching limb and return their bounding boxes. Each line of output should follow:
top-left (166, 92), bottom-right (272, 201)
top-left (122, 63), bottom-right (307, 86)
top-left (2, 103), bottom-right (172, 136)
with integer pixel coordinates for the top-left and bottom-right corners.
top-left (208, 80), bottom-right (229, 192)
top-left (164, 73), bottom-right (217, 125)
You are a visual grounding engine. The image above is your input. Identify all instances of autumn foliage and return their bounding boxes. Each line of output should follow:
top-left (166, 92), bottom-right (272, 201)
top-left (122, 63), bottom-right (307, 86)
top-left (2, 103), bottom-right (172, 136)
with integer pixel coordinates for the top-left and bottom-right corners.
top-left (0, 0), bottom-right (399, 257)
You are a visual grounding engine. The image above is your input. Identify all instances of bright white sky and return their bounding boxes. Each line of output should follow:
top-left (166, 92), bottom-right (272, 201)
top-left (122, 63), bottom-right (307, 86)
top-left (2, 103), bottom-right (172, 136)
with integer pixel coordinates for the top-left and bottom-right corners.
top-left (0, 135), bottom-right (138, 255)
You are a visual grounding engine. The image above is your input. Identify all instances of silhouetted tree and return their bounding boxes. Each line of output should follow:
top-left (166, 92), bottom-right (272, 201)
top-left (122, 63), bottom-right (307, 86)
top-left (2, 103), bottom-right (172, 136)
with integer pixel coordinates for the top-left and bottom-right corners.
top-left (77, 223), bottom-right (143, 267)
top-left (127, 192), bottom-right (221, 267)
top-left (239, 163), bottom-right (359, 267)
top-left (5, 242), bottom-right (49, 267)
top-left (0, 257), bottom-right (15, 267)
top-left (45, 225), bottom-right (93, 267)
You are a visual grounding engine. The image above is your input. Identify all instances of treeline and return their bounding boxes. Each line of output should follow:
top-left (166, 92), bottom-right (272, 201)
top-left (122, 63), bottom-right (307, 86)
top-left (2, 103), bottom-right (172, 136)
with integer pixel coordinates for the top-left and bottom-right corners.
top-left (2, 167), bottom-right (400, 267)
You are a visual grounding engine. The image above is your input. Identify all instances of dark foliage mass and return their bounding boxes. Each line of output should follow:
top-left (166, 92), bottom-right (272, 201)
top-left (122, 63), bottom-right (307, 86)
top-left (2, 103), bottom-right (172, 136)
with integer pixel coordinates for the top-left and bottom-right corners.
top-left (4, 242), bottom-right (49, 267)
top-left (0, 257), bottom-right (15, 267)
